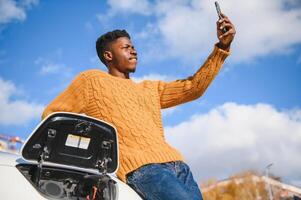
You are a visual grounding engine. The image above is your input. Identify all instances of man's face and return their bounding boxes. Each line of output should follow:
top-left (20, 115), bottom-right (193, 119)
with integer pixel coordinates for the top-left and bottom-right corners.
top-left (108, 37), bottom-right (137, 73)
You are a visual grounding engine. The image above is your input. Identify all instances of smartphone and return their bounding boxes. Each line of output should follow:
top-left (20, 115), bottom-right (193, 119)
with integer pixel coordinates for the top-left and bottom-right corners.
top-left (215, 1), bottom-right (227, 33)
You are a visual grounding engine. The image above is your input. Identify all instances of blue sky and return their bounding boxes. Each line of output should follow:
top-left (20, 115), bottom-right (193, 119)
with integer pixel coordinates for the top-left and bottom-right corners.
top-left (0, 0), bottom-right (301, 187)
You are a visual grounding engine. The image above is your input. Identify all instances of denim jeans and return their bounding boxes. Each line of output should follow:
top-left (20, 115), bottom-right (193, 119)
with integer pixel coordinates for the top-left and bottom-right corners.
top-left (126, 161), bottom-right (203, 200)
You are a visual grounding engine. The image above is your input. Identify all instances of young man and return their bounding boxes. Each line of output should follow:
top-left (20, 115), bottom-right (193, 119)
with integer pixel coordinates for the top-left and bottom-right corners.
top-left (42, 14), bottom-right (235, 200)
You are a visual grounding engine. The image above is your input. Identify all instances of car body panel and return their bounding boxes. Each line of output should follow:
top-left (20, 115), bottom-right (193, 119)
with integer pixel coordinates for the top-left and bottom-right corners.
top-left (0, 164), bottom-right (48, 199)
top-left (0, 112), bottom-right (143, 200)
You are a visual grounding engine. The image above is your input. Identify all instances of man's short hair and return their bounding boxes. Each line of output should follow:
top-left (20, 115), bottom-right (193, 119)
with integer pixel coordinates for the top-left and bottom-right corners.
top-left (96, 29), bottom-right (131, 65)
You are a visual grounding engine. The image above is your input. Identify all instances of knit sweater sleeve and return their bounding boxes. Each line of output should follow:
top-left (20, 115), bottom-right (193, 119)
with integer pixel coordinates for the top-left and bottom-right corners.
top-left (41, 72), bottom-right (89, 119)
top-left (157, 45), bottom-right (230, 109)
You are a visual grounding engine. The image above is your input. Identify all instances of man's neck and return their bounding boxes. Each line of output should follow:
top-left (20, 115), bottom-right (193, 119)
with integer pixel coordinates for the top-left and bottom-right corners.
top-left (108, 68), bottom-right (130, 79)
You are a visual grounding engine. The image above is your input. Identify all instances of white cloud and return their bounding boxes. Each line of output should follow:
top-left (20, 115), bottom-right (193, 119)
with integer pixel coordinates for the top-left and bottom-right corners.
top-left (105, 0), bottom-right (301, 63)
top-left (153, 0), bottom-right (301, 62)
top-left (132, 73), bottom-right (174, 83)
top-left (20, 0), bottom-right (38, 8)
top-left (0, 0), bottom-right (25, 23)
top-left (35, 58), bottom-right (72, 76)
top-left (95, 0), bottom-right (153, 28)
top-left (39, 63), bottom-right (69, 75)
top-left (0, 0), bottom-right (38, 24)
top-left (107, 0), bottom-right (152, 16)
top-left (0, 77), bottom-right (44, 125)
top-left (165, 102), bottom-right (301, 186)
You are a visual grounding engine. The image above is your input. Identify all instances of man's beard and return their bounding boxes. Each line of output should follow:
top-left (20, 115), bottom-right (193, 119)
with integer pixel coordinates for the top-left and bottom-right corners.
top-left (128, 68), bottom-right (136, 73)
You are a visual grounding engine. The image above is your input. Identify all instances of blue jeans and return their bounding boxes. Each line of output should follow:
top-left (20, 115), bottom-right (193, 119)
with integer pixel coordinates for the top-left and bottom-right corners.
top-left (126, 161), bottom-right (203, 200)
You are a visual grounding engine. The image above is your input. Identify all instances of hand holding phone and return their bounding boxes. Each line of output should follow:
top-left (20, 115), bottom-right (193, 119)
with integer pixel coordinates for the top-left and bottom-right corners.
top-left (214, 1), bottom-right (236, 51)
top-left (215, 1), bottom-right (227, 33)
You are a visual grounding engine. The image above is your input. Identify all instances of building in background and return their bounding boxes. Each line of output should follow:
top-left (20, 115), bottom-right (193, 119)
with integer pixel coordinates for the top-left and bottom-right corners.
top-left (202, 171), bottom-right (301, 200)
top-left (0, 134), bottom-right (23, 154)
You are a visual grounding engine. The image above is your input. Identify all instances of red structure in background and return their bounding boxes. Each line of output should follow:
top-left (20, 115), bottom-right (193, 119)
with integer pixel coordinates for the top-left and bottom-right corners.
top-left (0, 134), bottom-right (24, 153)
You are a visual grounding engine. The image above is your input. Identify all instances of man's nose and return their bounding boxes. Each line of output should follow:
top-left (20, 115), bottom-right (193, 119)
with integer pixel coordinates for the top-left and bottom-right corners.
top-left (131, 48), bottom-right (137, 56)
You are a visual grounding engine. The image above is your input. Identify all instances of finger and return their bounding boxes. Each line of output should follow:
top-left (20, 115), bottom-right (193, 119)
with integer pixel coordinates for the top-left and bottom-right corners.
top-left (219, 22), bottom-right (233, 30)
top-left (218, 18), bottom-right (232, 25)
top-left (217, 20), bottom-right (226, 29)
top-left (219, 29), bottom-right (235, 38)
top-left (219, 27), bottom-right (235, 36)
top-left (217, 23), bottom-right (234, 35)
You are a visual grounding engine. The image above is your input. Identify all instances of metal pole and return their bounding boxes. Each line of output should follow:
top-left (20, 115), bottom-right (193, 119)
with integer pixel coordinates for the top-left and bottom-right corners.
top-left (265, 163), bottom-right (274, 200)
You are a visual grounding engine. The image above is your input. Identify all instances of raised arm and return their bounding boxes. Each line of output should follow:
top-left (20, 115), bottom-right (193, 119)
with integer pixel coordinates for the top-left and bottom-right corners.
top-left (157, 13), bottom-right (236, 109)
top-left (42, 73), bottom-right (89, 119)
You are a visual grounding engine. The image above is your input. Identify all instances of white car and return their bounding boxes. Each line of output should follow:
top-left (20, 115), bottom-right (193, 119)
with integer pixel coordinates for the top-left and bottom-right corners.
top-left (0, 112), bottom-right (142, 200)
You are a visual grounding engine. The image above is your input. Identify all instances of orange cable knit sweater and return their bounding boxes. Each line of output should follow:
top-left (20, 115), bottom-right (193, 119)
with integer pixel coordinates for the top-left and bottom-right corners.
top-left (42, 45), bottom-right (230, 182)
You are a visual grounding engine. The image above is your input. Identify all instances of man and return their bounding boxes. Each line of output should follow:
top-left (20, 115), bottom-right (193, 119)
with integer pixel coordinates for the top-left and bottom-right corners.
top-left (42, 13), bottom-right (235, 200)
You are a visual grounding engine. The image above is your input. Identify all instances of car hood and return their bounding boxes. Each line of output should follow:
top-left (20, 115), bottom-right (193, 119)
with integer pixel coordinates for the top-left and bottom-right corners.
top-left (0, 151), bottom-right (21, 166)
top-left (21, 112), bottom-right (119, 174)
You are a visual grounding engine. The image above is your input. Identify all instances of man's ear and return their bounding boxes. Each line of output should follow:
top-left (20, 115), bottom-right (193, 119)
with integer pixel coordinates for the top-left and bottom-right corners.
top-left (103, 50), bottom-right (113, 63)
